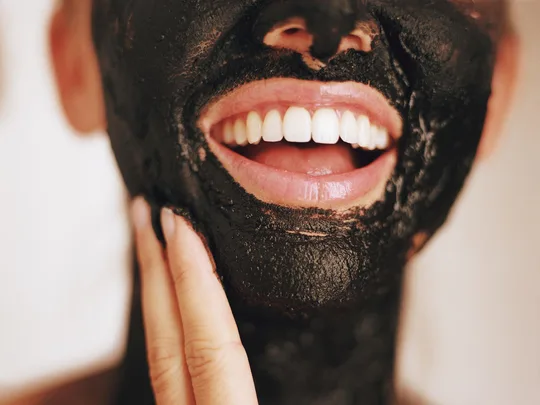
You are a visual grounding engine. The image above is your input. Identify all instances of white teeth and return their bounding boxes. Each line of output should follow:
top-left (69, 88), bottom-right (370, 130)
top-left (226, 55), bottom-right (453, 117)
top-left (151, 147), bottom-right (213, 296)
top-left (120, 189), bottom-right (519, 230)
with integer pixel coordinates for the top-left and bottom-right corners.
top-left (218, 108), bottom-right (392, 150)
top-left (283, 107), bottom-right (312, 143)
top-left (246, 112), bottom-right (262, 145)
top-left (340, 110), bottom-right (358, 144)
top-left (357, 115), bottom-right (371, 149)
top-left (262, 110), bottom-right (283, 142)
top-left (312, 108), bottom-right (340, 144)
top-left (234, 118), bottom-right (248, 146)
top-left (223, 120), bottom-right (235, 145)
top-left (373, 126), bottom-right (390, 150)
top-left (367, 125), bottom-right (381, 150)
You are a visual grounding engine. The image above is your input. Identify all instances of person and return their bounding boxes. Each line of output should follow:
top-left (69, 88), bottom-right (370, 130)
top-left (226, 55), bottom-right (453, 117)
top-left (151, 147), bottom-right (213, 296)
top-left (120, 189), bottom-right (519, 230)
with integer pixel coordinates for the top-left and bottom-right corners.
top-left (130, 198), bottom-right (259, 405)
top-left (10, 0), bottom-right (517, 404)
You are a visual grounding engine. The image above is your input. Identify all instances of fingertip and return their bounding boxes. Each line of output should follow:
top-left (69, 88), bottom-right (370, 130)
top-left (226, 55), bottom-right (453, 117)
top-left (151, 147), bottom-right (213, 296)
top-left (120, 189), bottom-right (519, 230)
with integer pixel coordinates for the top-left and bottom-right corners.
top-left (175, 216), bottom-right (217, 276)
top-left (175, 215), bottom-right (194, 235)
top-left (132, 198), bottom-right (166, 279)
top-left (161, 207), bottom-right (176, 242)
top-left (132, 196), bottom-right (151, 231)
top-left (170, 213), bottom-right (200, 246)
top-left (175, 216), bottom-right (201, 250)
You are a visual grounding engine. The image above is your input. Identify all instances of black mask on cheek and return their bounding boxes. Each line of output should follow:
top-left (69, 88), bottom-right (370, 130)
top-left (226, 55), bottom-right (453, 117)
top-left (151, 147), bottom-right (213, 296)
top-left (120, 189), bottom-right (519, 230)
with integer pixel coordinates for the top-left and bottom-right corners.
top-left (93, 0), bottom-right (495, 402)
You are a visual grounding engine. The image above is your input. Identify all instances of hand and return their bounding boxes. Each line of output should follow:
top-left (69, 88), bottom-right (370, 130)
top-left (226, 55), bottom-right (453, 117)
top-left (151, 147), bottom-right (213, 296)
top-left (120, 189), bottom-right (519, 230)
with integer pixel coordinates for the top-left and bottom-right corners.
top-left (131, 198), bottom-right (258, 405)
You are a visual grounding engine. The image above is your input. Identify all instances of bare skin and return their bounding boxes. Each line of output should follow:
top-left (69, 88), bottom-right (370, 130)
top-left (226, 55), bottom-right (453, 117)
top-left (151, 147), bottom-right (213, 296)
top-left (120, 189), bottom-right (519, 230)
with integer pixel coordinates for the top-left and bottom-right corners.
top-left (1, 1), bottom-right (518, 403)
top-left (132, 197), bottom-right (259, 405)
top-left (1, 199), bottom-right (258, 405)
top-left (0, 196), bottom-right (431, 405)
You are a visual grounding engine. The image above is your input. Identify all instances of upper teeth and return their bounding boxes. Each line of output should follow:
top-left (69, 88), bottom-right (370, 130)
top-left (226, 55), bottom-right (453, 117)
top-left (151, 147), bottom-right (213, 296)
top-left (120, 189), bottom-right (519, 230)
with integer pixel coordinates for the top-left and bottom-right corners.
top-left (262, 110), bottom-right (283, 143)
top-left (216, 107), bottom-right (391, 150)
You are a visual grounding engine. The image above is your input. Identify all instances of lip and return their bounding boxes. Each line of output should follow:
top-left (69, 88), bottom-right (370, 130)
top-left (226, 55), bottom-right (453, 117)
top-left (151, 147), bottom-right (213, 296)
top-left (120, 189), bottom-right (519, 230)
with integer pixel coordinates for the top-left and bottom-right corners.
top-left (198, 79), bottom-right (402, 210)
top-left (208, 138), bottom-right (397, 210)
top-left (198, 79), bottom-right (403, 138)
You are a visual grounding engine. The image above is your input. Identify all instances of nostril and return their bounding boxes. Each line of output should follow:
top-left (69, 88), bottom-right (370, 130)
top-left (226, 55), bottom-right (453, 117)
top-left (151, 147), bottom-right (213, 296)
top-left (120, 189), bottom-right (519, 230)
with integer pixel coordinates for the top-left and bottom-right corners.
top-left (283, 28), bottom-right (302, 36)
top-left (345, 27), bottom-right (374, 53)
top-left (262, 17), bottom-right (374, 62)
top-left (263, 19), bottom-right (314, 54)
top-left (339, 32), bottom-right (372, 54)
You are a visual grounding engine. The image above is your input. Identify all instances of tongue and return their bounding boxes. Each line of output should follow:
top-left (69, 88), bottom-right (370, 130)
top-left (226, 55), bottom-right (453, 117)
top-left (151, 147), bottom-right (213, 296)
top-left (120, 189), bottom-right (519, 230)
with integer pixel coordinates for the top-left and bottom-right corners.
top-left (241, 143), bottom-right (358, 176)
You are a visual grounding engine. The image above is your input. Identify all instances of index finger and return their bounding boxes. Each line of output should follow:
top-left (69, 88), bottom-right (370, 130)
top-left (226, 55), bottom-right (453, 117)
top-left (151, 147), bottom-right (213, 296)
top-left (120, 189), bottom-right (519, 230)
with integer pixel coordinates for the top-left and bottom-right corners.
top-left (132, 198), bottom-right (195, 405)
top-left (161, 209), bottom-right (258, 405)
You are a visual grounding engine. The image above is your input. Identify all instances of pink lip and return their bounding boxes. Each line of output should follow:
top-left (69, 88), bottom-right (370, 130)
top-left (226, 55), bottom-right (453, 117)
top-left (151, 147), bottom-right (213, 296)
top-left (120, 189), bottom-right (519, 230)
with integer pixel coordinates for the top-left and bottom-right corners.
top-left (199, 79), bottom-right (402, 210)
top-left (208, 138), bottom-right (397, 210)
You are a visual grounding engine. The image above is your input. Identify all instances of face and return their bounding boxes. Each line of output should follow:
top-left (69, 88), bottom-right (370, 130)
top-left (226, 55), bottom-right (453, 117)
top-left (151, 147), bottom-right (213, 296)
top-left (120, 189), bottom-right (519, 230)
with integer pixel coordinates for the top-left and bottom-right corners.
top-left (54, 0), bottom-right (514, 402)
top-left (90, 0), bottom-right (499, 312)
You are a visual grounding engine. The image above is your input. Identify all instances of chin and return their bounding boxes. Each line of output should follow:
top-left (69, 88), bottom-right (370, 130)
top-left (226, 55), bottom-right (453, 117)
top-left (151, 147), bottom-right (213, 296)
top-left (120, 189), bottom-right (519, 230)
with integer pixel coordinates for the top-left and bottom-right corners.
top-left (93, 0), bottom-right (496, 402)
top-left (183, 76), bottom-right (403, 313)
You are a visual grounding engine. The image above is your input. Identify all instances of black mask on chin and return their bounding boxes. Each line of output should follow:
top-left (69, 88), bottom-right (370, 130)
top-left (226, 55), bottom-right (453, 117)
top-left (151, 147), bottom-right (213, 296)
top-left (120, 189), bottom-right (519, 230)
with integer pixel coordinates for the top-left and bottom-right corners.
top-left (93, 0), bottom-right (495, 402)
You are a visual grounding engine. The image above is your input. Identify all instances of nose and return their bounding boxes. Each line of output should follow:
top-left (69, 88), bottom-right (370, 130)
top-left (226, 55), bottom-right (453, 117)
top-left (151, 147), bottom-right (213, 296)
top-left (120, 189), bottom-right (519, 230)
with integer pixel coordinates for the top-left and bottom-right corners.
top-left (263, 19), bottom-right (372, 61)
top-left (253, 0), bottom-right (372, 62)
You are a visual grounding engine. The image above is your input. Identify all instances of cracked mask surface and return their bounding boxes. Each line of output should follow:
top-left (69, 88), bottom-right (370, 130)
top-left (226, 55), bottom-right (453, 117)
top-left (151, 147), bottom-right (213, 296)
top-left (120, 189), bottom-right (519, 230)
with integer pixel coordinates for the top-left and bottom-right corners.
top-left (92, 0), bottom-right (498, 403)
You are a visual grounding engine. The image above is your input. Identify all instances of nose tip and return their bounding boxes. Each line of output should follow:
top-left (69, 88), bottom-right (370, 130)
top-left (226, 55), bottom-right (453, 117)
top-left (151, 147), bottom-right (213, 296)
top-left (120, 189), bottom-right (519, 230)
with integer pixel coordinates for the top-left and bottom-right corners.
top-left (263, 19), bottom-right (371, 61)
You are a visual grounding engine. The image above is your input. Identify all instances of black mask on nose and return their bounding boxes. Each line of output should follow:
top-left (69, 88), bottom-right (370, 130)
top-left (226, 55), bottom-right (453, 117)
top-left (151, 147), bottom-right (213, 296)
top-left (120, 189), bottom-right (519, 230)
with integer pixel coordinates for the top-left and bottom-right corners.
top-left (93, 0), bottom-right (496, 403)
top-left (252, 0), bottom-right (366, 60)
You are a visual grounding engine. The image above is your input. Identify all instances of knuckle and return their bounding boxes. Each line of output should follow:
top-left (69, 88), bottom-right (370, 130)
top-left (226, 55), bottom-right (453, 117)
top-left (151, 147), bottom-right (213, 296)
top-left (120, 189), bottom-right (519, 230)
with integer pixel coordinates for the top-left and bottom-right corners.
top-left (139, 253), bottom-right (163, 275)
top-left (147, 338), bottom-right (180, 374)
top-left (171, 262), bottom-right (191, 289)
top-left (184, 338), bottom-right (245, 383)
top-left (151, 363), bottom-right (182, 399)
top-left (147, 339), bottom-right (183, 400)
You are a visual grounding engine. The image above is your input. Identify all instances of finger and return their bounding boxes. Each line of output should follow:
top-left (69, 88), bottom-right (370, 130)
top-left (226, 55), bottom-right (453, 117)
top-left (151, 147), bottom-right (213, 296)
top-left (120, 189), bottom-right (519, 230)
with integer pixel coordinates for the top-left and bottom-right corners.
top-left (161, 209), bottom-right (258, 405)
top-left (132, 198), bottom-right (195, 405)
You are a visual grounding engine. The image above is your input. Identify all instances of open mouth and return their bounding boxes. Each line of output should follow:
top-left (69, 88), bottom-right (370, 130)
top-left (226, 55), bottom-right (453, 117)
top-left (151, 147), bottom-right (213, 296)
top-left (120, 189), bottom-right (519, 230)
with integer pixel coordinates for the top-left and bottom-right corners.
top-left (198, 79), bottom-right (402, 210)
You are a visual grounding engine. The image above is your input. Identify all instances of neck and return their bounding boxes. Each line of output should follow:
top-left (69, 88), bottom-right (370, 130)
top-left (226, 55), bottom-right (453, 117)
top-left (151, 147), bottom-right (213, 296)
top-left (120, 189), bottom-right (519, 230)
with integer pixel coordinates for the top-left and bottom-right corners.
top-left (117, 263), bottom-right (403, 405)
top-left (233, 280), bottom-right (402, 405)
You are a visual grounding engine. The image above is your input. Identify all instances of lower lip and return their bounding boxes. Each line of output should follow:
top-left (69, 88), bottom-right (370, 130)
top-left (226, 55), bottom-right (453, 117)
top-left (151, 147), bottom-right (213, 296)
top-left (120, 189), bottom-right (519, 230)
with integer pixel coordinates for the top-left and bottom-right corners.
top-left (207, 138), bottom-right (397, 210)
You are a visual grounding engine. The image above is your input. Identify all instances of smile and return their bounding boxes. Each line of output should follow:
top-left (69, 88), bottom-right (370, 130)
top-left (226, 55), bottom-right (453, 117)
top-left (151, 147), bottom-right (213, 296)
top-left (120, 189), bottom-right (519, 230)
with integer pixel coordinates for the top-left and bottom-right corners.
top-left (198, 78), bottom-right (403, 210)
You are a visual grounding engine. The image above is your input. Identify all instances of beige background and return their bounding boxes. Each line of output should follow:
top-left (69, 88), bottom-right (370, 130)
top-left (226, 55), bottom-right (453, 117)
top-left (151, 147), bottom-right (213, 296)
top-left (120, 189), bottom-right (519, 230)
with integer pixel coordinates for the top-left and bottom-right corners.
top-left (0, 0), bottom-right (131, 399)
top-left (0, 0), bottom-right (538, 403)
top-left (400, 2), bottom-right (540, 403)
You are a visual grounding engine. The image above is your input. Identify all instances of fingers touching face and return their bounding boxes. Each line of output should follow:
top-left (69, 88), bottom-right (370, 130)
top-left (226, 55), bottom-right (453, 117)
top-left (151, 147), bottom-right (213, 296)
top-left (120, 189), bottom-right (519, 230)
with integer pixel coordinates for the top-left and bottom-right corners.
top-left (132, 198), bottom-right (258, 405)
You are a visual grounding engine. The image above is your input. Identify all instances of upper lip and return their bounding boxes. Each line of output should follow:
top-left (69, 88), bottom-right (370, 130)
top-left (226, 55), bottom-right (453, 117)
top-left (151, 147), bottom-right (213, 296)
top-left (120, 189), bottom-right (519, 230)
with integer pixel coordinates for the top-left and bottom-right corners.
top-left (198, 78), bottom-right (403, 138)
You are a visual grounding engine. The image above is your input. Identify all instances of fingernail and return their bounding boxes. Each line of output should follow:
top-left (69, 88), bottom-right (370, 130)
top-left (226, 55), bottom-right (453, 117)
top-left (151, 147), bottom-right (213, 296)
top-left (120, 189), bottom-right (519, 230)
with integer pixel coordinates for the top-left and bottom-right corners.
top-left (161, 208), bottom-right (176, 241)
top-left (132, 197), bottom-right (150, 230)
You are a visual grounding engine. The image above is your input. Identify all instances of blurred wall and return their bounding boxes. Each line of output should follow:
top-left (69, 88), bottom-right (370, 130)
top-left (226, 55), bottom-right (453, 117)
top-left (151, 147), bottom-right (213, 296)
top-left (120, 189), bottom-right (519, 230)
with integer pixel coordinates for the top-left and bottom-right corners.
top-left (399, 2), bottom-right (540, 403)
top-left (0, 0), bottom-right (538, 403)
top-left (0, 0), bottom-right (131, 399)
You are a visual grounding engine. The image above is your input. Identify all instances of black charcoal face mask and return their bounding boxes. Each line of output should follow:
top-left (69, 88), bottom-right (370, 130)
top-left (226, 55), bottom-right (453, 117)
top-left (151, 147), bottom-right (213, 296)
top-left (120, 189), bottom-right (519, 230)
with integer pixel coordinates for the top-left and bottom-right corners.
top-left (92, 0), bottom-right (498, 403)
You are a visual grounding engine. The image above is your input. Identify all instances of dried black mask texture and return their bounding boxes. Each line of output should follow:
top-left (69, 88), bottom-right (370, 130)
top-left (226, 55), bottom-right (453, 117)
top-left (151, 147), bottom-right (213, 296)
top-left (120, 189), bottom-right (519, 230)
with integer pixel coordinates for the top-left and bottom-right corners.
top-left (92, 0), bottom-right (495, 403)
